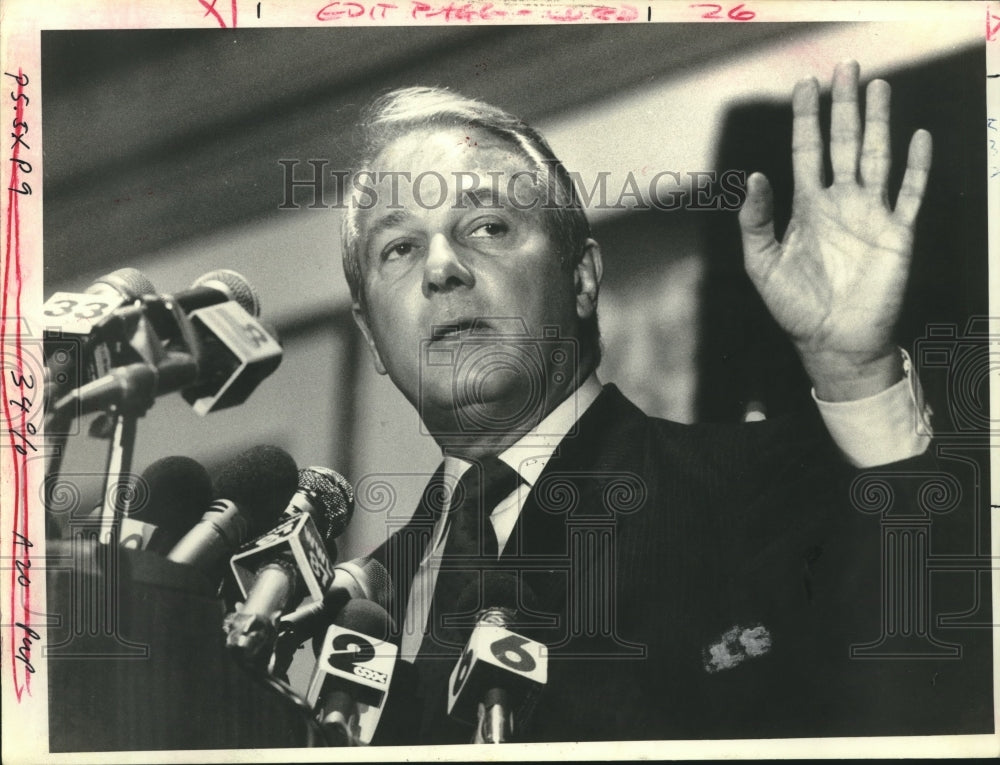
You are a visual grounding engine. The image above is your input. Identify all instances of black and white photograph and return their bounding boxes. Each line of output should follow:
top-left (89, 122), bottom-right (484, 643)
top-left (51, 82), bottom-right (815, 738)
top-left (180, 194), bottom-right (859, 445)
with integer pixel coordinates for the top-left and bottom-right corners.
top-left (1, 0), bottom-right (997, 760)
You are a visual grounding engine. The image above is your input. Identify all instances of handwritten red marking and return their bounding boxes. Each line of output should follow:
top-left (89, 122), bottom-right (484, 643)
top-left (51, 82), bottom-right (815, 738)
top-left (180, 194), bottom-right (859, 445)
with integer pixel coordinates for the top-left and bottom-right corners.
top-left (690, 3), bottom-right (722, 18)
top-left (541, 4), bottom-right (637, 22)
top-left (690, 2), bottom-right (754, 21)
top-left (3, 68), bottom-right (30, 701)
top-left (410, 2), bottom-right (510, 22)
top-left (199, 0), bottom-right (227, 26)
top-left (314, 1), bottom-right (638, 23)
top-left (318, 1), bottom-right (397, 20)
top-left (988, 8), bottom-right (1000, 41)
top-left (727, 3), bottom-right (754, 21)
top-left (199, 0), bottom-right (238, 27)
top-left (607, 4), bottom-right (638, 21)
top-left (545, 6), bottom-right (584, 22)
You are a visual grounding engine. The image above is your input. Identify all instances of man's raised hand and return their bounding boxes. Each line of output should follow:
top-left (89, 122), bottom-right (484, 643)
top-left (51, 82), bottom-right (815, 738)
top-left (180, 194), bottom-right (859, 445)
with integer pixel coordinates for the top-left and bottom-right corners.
top-left (738, 60), bottom-right (932, 402)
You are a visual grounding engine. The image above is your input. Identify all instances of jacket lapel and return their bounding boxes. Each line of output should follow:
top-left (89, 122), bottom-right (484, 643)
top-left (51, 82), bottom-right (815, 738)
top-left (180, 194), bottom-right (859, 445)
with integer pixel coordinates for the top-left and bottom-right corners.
top-left (501, 385), bottom-right (651, 630)
top-left (371, 462), bottom-right (446, 639)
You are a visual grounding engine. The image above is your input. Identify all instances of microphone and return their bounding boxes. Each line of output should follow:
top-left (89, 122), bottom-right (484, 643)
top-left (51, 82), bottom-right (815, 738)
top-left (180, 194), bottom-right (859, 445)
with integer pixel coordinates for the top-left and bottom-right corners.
top-left (280, 466), bottom-right (355, 549)
top-left (42, 268), bottom-right (156, 335)
top-left (87, 268), bottom-right (158, 301)
top-left (50, 270), bottom-right (282, 418)
top-left (229, 466), bottom-right (354, 603)
top-left (179, 298), bottom-right (281, 415)
top-left (43, 267), bottom-right (255, 378)
top-left (165, 269), bottom-right (261, 317)
top-left (166, 445), bottom-right (298, 573)
top-left (268, 556), bottom-right (390, 681)
top-left (43, 268), bottom-right (158, 402)
top-left (307, 599), bottom-right (398, 746)
top-left (278, 556), bottom-right (391, 639)
top-left (99, 268), bottom-right (260, 330)
top-left (225, 467), bottom-right (354, 660)
top-left (447, 574), bottom-right (548, 743)
top-left (119, 456), bottom-right (213, 554)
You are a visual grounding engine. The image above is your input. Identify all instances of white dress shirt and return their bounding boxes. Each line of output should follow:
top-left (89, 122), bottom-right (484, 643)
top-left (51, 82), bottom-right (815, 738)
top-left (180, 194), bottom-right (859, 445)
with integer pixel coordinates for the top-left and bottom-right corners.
top-left (398, 354), bottom-right (932, 662)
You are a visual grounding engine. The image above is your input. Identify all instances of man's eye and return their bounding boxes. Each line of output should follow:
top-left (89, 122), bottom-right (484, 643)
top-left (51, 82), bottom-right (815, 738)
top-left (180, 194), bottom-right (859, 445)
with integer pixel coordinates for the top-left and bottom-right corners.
top-left (469, 221), bottom-right (508, 238)
top-left (382, 241), bottom-right (416, 261)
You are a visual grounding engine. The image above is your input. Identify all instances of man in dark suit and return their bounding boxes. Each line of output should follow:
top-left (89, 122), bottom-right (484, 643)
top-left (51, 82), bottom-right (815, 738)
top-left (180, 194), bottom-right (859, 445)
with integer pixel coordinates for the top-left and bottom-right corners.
top-left (336, 61), bottom-right (979, 743)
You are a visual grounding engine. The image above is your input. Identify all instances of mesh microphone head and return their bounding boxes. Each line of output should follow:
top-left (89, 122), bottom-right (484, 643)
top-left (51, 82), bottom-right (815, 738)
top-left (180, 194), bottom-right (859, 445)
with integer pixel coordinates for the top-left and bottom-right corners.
top-left (298, 467), bottom-right (354, 546)
top-left (332, 557), bottom-right (390, 610)
top-left (86, 268), bottom-right (156, 299)
top-left (213, 445), bottom-right (298, 536)
top-left (359, 557), bottom-right (390, 609)
top-left (191, 269), bottom-right (261, 317)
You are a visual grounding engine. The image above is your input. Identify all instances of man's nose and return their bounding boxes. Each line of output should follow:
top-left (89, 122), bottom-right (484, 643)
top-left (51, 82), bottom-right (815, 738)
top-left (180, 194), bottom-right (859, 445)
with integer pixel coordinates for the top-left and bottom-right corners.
top-left (422, 233), bottom-right (474, 296)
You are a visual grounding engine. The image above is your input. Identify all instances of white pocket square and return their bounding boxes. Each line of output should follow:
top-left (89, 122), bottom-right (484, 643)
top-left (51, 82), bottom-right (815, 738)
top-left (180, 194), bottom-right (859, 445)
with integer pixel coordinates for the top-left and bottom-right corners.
top-left (703, 624), bottom-right (772, 673)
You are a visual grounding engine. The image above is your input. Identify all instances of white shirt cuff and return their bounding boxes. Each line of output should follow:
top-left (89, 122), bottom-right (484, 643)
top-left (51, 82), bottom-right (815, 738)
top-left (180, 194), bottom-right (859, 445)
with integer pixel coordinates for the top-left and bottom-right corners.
top-left (813, 348), bottom-right (933, 468)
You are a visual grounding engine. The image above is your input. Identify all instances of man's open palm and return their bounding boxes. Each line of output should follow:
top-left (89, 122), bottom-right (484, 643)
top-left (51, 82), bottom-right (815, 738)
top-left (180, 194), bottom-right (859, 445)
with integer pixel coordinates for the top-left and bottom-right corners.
top-left (738, 60), bottom-right (932, 395)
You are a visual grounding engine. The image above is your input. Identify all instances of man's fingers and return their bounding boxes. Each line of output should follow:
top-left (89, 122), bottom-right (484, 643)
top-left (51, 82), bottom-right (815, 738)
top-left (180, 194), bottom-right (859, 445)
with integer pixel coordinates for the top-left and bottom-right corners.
top-left (894, 129), bottom-right (932, 226)
top-left (739, 172), bottom-right (780, 281)
top-left (830, 60), bottom-right (861, 185)
top-left (860, 79), bottom-right (891, 195)
top-left (792, 77), bottom-right (823, 191)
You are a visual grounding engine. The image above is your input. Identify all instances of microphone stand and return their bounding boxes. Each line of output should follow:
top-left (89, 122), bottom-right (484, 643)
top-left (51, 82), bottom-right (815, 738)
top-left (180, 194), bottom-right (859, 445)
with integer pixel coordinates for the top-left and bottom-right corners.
top-left (45, 362), bottom-right (155, 544)
top-left (473, 688), bottom-right (512, 744)
top-left (97, 408), bottom-right (140, 545)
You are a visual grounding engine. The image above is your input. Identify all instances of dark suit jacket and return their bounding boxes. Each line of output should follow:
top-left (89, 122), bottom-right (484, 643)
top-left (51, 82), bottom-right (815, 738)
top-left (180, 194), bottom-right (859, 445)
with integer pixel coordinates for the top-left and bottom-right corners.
top-left (370, 385), bottom-right (992, 744)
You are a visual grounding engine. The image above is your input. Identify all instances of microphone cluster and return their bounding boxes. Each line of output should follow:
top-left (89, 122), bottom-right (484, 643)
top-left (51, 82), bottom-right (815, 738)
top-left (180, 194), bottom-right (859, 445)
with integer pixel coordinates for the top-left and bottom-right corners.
top-left (43, 268), bottom-right (550, 746)
top-left (43, 267), bottom-right (281, 420)
top-left (106, 442), bottom-right (401, 746)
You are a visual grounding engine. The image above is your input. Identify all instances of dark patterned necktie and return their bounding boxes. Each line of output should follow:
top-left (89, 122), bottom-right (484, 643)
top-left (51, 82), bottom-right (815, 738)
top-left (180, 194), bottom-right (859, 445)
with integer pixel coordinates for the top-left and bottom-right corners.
top-left (419, 455), bottom-right (522, 659)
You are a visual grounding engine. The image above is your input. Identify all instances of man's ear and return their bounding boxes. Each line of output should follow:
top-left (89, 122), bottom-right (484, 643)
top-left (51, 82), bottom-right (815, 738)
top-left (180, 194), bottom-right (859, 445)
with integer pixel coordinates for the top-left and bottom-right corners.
top-left (574, 238), bottom-right (603, 320)
top-left (351, 303), bottom-right (387, 375)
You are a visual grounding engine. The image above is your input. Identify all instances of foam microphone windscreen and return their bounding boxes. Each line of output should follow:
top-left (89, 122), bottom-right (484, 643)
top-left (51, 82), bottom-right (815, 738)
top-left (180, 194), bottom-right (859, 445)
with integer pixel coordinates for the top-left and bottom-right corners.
top-left (334, 599), bottom-right (397, 644)
top-left (125, 456), bottom-right (213, 553)
top-left (213, 445), bottom-right (299, 536)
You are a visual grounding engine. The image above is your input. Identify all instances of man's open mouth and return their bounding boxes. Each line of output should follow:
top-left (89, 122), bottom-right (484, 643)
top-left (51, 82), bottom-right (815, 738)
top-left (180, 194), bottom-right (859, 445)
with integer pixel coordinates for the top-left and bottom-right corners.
top-left (430, 319), bottom-right (493, 340)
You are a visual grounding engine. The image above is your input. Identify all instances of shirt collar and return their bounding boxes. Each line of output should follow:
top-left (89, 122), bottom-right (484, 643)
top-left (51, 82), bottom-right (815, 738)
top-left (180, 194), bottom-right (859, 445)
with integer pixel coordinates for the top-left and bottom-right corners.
top-left (443, 372), bottom-right (603, 489)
